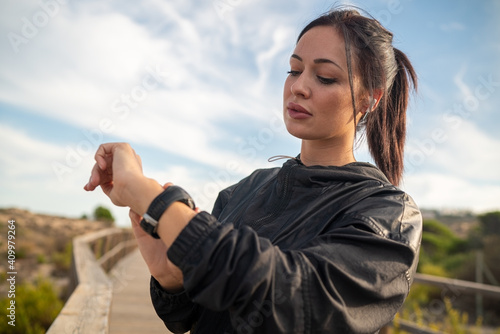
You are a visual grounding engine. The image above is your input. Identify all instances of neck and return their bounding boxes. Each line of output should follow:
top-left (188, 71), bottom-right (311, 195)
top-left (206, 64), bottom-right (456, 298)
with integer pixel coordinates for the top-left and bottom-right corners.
top-left (300, 139), bottom-right (356, 167)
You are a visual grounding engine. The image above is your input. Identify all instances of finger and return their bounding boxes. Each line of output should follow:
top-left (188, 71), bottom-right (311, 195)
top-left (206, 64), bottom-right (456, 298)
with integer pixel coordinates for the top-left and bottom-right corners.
top-left (129, 209), bottom-right (151, 239)
top-left (94, 143), bottom-right (113, 170)
top-left (135, 152), bottom-right (143, 171)
top-left (95, 154), bottom-right (107, 171)
top-left (83, 163), bottom-right (106, 191)
top-left (94, 142), bottom-right (126, 170)
top-left (129, 209), bottom-right (142, 225)
top-left (86, 142), bottom-right (127, 191)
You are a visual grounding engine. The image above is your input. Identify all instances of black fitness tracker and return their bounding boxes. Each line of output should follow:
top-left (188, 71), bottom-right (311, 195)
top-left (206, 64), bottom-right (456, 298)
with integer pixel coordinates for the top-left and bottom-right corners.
top-left (140, 185), bottom-right (196, 239)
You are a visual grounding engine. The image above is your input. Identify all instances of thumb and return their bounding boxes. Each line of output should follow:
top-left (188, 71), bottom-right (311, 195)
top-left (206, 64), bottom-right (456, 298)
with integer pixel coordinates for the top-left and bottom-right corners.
top-left (129, 209), bottom-right (142, 226)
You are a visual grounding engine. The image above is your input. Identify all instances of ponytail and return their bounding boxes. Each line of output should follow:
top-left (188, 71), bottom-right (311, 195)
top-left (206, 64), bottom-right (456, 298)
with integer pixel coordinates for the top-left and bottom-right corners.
top-left (366, 48), bottom-right (417, 186)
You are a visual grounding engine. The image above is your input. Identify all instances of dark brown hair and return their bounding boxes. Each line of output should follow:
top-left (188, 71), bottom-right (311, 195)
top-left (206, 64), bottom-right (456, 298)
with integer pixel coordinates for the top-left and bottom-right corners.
top-left (297, 8), bottom-right (417, 186)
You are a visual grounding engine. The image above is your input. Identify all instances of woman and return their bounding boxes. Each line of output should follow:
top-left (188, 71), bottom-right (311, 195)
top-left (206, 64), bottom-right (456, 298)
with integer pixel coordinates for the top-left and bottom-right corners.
top-left (84, 7), bottom-right (421, 334)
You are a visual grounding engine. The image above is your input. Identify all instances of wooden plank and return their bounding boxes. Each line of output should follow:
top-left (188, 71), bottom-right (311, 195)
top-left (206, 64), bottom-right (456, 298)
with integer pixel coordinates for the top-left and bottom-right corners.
top-left (108, 249), bottom-right (172, 334)
top-left (396, 319), bottom-right (447, 334)
top-left (47, 283), bottom-right (113, 333)
top-left (97, 239), bottom-right (138, 272)
top-left (414, 273), bottom-right (500, 299)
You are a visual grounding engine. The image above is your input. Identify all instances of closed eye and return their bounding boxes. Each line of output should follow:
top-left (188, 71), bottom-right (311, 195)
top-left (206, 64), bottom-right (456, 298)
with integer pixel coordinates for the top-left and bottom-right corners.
top-left (287, 70), bottom-right (301, 77)
top-left (318, 76), bottom-right (337, 85)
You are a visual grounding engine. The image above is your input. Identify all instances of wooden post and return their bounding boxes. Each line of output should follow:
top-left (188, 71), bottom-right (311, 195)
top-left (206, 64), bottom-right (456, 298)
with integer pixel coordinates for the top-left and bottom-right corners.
top-left (475, 250), bottom-right (484, 320)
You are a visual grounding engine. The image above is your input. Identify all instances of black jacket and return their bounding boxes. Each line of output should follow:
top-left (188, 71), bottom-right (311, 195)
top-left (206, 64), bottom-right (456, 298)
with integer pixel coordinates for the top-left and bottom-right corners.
top-left (150, 158), bottom-right (422, 333)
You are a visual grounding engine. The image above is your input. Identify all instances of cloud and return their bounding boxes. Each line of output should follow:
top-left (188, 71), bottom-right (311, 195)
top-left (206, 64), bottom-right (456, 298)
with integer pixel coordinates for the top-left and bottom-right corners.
top-left (2, 0), bottom-right (499, 223)
top-left (406, 120), bottom-right (500, 181)
top-left (436, 121), bottom-right (500, 181)
top-left (0, 122), bottom-right (224, 224)
top-left (403, 118), bottom-right (500, 213)
top-left (403, 172), bottom-right (500, 213)
top-left (252, 25), bottom-right (295, 95)
top-left (453, 65), bottom-right (472, 98)
top-left (0, 123), bottom-right (104, 217)
top-left (0, 0), bottom-right (293, 172)
top-left (0, 124), bottom-right (64, 182)
top-left (0, 6), bottom-right (169, 123)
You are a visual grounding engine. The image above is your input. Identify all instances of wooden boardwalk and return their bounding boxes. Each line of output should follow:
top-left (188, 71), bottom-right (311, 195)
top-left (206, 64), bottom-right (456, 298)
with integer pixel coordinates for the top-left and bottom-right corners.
top-left (109, 249), bottom-right (172, 334)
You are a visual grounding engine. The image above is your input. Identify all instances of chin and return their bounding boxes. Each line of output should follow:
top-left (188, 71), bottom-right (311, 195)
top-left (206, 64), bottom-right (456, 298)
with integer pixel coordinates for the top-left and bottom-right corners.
top-left (284, 116), bottom-right (327, 140)
top-left (285, 127), bottom-right (321, 141)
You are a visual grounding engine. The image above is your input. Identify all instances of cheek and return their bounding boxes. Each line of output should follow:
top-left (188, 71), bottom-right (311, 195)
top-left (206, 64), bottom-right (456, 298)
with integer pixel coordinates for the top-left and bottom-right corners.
top-left (318, 91), bottom-right (355, 122)
top-left (283, 77), bottom-right (292, 97)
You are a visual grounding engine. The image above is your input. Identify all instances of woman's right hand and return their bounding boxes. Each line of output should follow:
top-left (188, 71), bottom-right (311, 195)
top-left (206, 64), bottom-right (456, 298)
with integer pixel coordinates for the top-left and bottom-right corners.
top-left (129, 207), bottom-right (184, 293)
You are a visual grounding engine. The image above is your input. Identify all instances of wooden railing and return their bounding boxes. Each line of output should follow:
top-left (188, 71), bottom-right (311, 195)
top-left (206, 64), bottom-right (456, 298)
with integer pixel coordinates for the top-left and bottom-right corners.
top-left (413, 273), bottom-right (500, 299)
top-left (47, 228), bottom-right (500, 334)
top-left (47, 228), bottom-right (137, 334)
top-left (386, 273), bottom-right (500, 334)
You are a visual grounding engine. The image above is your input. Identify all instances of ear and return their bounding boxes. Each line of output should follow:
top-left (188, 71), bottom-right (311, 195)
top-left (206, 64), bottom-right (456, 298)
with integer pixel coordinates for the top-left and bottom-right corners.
top-left (360, 89), bottom-right (384, 115)
top-left (368, 89), bottom-right (383, 112)
top-left (358, 89), bottom-right (384, 124)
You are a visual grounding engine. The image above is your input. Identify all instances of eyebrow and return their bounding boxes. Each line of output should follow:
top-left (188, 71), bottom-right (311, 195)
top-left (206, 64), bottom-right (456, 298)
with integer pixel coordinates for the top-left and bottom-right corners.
top-left (291, 54), bottom-right (344, 72)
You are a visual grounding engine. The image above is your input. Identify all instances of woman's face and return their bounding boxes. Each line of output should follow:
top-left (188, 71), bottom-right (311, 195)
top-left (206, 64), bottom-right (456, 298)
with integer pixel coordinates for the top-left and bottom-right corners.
top-left (283, 26), bottom-right (364, 144)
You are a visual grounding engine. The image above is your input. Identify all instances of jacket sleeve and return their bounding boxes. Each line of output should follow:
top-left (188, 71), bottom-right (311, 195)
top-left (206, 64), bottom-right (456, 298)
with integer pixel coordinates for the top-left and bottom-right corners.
top-left (164, 194), bottom-right (422, 333)
top-left (150, 277), bottom-right (199, 333)
top-left (149, 185), bottom-right (236, 333)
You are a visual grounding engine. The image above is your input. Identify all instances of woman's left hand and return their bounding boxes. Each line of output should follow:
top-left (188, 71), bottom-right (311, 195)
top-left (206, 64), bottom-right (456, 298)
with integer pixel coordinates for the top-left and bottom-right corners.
top-left (84, 143), bottom-right (162, 213)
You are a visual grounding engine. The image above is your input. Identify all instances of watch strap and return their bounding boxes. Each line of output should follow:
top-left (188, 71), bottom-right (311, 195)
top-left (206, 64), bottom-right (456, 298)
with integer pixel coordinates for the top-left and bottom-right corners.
top-left (140, 185), bottom-right (195, 239)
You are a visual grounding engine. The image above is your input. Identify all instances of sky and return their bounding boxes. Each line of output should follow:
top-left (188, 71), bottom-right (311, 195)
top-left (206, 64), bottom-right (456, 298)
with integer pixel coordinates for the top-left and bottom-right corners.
top-left (0, 0), bottom-right (499, 227)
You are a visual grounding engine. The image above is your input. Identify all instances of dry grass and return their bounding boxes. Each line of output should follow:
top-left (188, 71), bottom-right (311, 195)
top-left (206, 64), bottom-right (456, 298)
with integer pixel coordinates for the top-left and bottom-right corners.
top-left (0, 207), bottom-right (112, 296)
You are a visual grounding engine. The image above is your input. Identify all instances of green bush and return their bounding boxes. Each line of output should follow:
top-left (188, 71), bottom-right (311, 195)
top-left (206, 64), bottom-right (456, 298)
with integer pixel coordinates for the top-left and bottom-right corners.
top-left (395, 298), bottom-right (485, 334)
top-left (421, 219), bottom-right (470, 267)
top-left (478, 211), bottom-right (500, 235)
top-left (93, 205), bottom-right (115, 225)
top-left (442, 252), bottom-right (474, 275)
top-left (36, 253), bottom-right (46, 264)
top-left (403, 215), bottom-right (500, 330)
top-left (0, 277), bottom-right (63, 334)
top-left (52, 242), bottom-right (73, 275)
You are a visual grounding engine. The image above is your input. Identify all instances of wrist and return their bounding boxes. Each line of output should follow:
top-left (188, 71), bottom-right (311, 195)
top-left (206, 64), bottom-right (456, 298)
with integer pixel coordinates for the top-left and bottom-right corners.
top-left (157, 201), bottom-right (197, 245)
top-left (154, 275), bottom-right (184, 293)
top-left (140, 186), bottom-right (196, 240)
top-left (128, 176), bottom-right (163, 215)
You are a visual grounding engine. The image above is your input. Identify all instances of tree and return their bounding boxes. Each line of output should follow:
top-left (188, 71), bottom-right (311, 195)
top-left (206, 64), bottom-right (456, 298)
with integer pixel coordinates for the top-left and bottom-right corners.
top-left (93, 206), bottom-right (115, 224)
top-left (478, 211), bottom-right (500, 235)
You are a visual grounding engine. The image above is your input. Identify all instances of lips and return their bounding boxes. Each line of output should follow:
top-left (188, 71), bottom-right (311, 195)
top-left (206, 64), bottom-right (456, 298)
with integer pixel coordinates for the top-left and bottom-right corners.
top-left (287, 102), bottom-right (312, 119)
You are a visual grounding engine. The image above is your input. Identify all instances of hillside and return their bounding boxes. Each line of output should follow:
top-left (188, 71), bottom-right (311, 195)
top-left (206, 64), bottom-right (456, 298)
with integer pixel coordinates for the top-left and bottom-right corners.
top-left (0, 207), bottom-right (113, 298)
top-left (421, 208), bottom-right (479, 238)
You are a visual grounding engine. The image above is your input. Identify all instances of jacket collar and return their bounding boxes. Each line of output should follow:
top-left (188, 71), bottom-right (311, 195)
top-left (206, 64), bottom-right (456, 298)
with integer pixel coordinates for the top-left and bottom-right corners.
top-left (281, 155), bottom-right (392, 187)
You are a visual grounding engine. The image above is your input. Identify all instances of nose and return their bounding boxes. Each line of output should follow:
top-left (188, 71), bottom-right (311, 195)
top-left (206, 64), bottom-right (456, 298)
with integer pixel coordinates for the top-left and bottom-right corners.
top-left (290, 74), bottom-right (311, 99)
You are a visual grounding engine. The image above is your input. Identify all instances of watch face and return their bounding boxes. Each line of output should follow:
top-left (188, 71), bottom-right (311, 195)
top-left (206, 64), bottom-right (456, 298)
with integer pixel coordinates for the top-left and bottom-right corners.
top-left (143, 213), bottom-right (158, 227)
top-left (140, 217), bottom-right (161, 239)
top-left (186, 198), bottom-right (195, 210)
